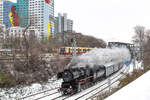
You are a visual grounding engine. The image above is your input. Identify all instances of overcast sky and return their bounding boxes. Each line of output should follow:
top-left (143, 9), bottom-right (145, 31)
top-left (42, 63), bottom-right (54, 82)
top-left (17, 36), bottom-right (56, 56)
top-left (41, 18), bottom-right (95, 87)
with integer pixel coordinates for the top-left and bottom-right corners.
top-left (11, 0), bottom-right (150, 43)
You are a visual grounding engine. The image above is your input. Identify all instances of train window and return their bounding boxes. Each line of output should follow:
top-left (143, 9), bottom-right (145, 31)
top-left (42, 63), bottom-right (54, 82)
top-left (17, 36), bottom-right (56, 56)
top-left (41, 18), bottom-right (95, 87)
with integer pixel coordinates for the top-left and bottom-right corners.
top-left (82, 49), bottom-right (84, 52)
top-left (77, 48), bottom-right (80, 52)
top-left (60, 48), bottom-right (65, 53)
top-left (69, 48), bottom-right (71, 53)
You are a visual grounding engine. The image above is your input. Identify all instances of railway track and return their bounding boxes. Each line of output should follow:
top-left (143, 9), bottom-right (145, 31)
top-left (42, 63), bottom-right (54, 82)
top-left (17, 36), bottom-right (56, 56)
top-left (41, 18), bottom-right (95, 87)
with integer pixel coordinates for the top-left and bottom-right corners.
top-left (21, 65), bottom-right (128, 100)
top-left (49, 65), bottom-right (129, 100)
top-left (64, 65), bottom-right (129, 100)
top-left (19, 87), bottom-right (60, 100)
top-left (73, 66), bottom-right (129, 100)
top-left (86, 68), bottom-right (129, 100)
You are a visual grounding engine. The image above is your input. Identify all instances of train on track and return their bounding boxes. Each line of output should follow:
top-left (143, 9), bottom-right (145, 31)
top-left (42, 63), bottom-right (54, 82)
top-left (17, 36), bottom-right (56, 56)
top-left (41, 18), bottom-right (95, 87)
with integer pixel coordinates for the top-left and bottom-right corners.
top-left (0, 49), bottom-right (12, 56)
top-left (60, 47), bottom-right (93, 55)
top-left (57, 42), bottom-right (134, 95)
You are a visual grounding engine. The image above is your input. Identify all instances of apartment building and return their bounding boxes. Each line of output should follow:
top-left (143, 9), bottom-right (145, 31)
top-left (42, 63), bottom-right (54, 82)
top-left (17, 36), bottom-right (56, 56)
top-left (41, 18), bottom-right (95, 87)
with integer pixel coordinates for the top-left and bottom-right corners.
top-left (54, 13), bottom-right (73, 34)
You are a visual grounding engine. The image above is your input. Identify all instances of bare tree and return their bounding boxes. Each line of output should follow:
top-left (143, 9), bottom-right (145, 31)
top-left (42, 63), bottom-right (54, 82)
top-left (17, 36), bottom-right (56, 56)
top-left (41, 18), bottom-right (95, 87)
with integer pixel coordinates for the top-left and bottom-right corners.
top-left (133, 26), bottom-right (150, 66)
top-left (145, 29), bottom-right (150, 43)
top-left (133, 25), bottom-right (145, 61)
top-left (143, 29), bottom-right (150, 67)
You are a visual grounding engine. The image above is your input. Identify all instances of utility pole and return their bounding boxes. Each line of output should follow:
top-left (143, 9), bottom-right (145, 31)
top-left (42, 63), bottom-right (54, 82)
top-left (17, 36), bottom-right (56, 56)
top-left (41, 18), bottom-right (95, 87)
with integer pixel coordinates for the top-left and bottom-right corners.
top-left (133, 45), bottom-right (136, 70)
top-left (71, 38), bottom-right (76, 57)
top-left (139, 32), bottom-right (144, 62)
top-left (62, 31), bottom-right (65, 46)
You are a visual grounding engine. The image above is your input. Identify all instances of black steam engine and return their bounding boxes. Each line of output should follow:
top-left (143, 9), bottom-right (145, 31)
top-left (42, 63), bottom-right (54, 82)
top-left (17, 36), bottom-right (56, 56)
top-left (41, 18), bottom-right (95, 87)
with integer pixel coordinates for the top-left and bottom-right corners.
top-left (57, 42), bottom-right (134, 95)
top-left (57, 65), bottom-right (106, 94)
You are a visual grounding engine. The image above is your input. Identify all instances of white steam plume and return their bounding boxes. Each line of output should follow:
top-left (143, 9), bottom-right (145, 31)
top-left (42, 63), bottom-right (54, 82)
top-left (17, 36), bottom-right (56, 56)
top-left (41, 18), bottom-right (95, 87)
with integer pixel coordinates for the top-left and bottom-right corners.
top-left (67, 47), bottom-right (131, 69)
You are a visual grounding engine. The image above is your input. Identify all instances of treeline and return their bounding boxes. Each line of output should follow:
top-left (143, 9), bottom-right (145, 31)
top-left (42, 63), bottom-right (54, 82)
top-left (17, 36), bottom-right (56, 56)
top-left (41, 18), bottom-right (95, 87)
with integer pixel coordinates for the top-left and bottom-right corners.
top-left (133, 25), bottom-right (150, 67)
top-left (55, 31), bottom-right (106, 48)
top-left (0, 25), bottom-right (106, 88)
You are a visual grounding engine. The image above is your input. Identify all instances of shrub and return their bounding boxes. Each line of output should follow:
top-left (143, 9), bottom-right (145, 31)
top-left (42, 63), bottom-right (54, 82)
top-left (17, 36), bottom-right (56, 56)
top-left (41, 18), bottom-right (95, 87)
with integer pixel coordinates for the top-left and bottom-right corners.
top-left (0, 72), bottom-right (16, 88)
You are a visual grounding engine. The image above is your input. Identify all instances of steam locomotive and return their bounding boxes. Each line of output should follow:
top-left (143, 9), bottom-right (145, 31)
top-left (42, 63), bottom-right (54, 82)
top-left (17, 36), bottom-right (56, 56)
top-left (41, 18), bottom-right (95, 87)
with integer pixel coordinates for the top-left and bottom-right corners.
top-left (57, 42), bottom-right (134, 95)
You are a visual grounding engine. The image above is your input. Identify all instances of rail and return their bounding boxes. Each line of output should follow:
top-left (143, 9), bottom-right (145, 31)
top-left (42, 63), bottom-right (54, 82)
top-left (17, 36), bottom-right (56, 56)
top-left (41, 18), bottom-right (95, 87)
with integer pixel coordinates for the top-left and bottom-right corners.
top-left (76, 67), bottom-right (128, 100)
top-left (19, 87), bottom-right (59, 100)
top-left (55, 66), bottom-right (128, 100)
top-left (22, 66), bottom-right (128, 100)
top-left (71, 66), bottom-right (126, 100)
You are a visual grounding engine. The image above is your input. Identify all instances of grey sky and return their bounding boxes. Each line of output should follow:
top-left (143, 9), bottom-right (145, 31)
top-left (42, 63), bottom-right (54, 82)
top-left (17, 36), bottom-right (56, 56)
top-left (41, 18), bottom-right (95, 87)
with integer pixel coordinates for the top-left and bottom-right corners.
top-left (11, 0), bottom-right (150, 43)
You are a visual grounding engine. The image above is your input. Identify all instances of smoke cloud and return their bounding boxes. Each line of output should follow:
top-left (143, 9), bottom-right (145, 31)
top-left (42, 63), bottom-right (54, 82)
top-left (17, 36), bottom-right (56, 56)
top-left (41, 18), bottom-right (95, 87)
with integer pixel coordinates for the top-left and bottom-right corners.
top-left (67, 47), bottom-right (131, 68)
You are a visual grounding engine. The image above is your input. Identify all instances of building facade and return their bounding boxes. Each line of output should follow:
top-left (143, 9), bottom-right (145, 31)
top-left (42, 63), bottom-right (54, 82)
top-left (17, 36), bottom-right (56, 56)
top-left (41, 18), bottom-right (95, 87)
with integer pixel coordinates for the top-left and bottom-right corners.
top-left (1, 0), bottom-right (55, 40)
top-left (3, 1), bottom-right (13, 28)
top-left (67, 19), bottom-right (73, 32)
top-left (8, 27), bottom-right (24, 38)
top-left (0, 0), bottom-right (18, 28)
top-left (16, 0), bottom-right (28, 27)
top-left (29, 0), bottom-right (55, 40)
top-left (8, 27), bottom-right (40, 39)
top-left (0, 1), bottom-right (4, 25)
top-left (54, 13), bottom-right (73, 34)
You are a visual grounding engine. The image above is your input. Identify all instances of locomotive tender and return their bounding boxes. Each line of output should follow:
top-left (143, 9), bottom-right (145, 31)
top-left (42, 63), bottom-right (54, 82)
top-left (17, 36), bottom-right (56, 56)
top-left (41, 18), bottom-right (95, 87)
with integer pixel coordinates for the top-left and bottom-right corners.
top-left (57, 42), bottom-right (134, 95)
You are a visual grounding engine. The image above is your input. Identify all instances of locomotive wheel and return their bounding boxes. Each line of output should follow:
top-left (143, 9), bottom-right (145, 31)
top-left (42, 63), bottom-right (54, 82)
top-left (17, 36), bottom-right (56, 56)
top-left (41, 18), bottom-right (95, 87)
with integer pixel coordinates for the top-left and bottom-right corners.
top-left (89, 82), bottom-right (93, 86)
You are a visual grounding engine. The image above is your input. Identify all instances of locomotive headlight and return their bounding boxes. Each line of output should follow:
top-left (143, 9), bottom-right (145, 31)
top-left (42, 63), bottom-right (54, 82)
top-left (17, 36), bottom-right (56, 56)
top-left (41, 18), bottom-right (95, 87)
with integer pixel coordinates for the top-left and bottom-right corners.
top-left (67, 89), bottom-right (70, 92)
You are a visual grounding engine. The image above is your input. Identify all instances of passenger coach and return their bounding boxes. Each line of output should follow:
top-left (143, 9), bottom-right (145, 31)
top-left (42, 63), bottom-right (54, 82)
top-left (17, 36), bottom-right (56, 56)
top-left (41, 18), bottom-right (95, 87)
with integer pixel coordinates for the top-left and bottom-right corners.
top-left (60, 47), bottom-right (93, 55)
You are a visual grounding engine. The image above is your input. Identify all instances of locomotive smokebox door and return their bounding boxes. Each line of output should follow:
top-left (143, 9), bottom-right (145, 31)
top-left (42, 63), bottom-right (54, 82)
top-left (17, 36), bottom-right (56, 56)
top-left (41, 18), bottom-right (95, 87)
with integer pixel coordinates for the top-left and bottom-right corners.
top-left (57, 72), bottom-right (63, 79)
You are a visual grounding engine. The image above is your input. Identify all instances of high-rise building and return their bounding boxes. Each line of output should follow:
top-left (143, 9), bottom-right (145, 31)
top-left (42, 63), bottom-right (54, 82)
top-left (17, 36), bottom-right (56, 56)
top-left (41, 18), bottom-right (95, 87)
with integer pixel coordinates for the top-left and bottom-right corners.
top-left (54, 17), bottom-right (58, 34)
top-left (29, 0), bottom-right (54, 40)
top-left (67, 19), bottom-right (73, 32)
top-left (1, 0), bottom-right (55, 40)
top-left (0, 1), bottom-right (4, 25)
top-left (16, 0), bottom-right (28, 27)
top-left (0, 0), bottom-right (18, 28)
top-left (54, 13), bottom-right (73, 34)
top-left (3, 1), bottom-right (13, 28)
top-left (63, 13), bottom-right (67, 31)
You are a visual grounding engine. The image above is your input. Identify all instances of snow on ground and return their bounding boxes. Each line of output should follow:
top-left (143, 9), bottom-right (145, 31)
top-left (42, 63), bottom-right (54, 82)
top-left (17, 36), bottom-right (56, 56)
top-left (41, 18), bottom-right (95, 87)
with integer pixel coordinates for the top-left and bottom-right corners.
top-left (36, 65), bottom-right (127, 100)
top-left (128, 60), bottom-right (144, 73)
top-left (58, 65), bottom-right (128, 100)
top-left (0, 76), bottom-right (62, 100)
top-left (105, 70), bottom-right (150, 100)
top-left (0, 49), bottom-right (142, 100)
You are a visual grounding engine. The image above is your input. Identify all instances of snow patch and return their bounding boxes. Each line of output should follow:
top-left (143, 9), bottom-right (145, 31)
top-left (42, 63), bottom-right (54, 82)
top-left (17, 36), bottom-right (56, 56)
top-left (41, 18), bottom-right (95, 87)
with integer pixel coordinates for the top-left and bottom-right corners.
top-left (105, 70), bottom-right (150, 100)
top-left (0, 76), bottom-right (62, 100)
